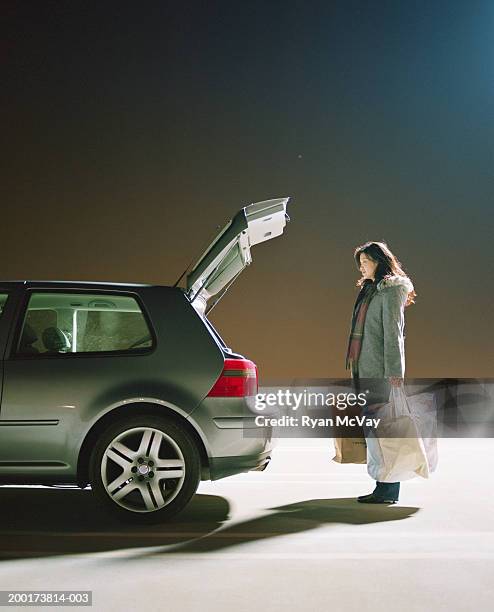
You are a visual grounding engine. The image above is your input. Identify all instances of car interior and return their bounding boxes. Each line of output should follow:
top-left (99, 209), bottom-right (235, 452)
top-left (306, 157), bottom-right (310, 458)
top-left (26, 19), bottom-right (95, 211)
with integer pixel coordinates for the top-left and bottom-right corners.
top-left (16, 293), bottom-right (152, 356)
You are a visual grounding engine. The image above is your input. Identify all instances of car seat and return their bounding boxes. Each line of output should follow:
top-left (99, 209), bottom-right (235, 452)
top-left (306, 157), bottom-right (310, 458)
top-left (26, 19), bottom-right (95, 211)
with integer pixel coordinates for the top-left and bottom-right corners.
top-left (19, 322), bottom-right (40, 354)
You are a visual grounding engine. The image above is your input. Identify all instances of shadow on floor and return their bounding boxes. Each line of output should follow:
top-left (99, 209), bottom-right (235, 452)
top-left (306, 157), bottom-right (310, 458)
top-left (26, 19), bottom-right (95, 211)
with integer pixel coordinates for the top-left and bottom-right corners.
top-left (138, 496), bottom-right (419, 556)
top-left (0, 487), bottom-right (419, 560)
top-left (0, 487), bottom-right (230, 560)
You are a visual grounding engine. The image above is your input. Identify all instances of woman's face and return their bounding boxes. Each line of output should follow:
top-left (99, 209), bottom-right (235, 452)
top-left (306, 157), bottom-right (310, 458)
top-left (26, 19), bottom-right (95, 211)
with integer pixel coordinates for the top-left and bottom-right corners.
top-left (359, 253), bottom-right (378, 281)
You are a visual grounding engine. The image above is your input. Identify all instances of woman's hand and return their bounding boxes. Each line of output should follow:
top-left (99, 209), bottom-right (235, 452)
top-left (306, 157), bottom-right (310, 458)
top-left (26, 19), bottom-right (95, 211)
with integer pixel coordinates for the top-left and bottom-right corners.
top-left (389, 376), bottom-right (404, 387)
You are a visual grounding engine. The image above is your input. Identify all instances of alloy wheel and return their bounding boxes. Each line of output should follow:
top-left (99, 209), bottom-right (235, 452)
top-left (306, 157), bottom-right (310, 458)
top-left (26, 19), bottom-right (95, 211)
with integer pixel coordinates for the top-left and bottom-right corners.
top-left (100, 426), bottom-right (186, 513)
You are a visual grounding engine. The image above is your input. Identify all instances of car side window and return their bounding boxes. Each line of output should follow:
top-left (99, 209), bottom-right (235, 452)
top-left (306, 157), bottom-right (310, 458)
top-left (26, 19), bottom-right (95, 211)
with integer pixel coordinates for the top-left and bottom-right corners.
top-left (16, 292), bottom-right (153, 356)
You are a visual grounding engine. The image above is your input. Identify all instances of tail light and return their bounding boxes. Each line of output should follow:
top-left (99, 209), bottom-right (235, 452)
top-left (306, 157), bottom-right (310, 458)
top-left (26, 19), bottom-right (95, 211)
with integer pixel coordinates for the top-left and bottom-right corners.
top-left (207, 358), bottom-right (258, 397)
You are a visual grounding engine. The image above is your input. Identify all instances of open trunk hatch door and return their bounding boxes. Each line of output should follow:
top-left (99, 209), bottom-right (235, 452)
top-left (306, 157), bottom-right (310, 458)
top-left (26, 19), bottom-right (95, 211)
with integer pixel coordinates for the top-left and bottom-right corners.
top-left (185, 197), bottom-right (290, 314)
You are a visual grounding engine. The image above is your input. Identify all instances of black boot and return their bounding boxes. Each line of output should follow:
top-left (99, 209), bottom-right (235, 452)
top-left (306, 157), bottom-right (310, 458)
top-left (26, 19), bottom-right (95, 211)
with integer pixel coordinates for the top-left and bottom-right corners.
top-left (357, 481), bottom-right (400, 504)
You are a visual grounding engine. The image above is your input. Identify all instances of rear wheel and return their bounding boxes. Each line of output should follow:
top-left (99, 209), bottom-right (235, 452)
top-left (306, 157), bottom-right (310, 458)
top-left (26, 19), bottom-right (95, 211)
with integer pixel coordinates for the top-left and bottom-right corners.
top-left (89, 415), bottom-right (200, 523)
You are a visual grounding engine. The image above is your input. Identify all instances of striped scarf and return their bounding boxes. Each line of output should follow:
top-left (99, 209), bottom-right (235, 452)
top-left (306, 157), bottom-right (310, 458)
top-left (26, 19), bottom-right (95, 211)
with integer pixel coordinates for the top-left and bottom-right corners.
top-left (345, 280), bottom-right (377, 377)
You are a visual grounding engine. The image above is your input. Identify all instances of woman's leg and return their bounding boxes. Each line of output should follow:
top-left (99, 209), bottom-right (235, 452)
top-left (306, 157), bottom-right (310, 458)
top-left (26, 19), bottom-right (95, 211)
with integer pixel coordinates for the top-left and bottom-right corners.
top-left (355, 377), bottom-right (401, 503)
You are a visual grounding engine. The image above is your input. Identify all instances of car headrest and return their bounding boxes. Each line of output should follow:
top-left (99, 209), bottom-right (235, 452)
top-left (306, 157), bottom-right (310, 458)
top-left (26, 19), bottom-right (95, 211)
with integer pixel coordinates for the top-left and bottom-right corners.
top-left (42, 327), bottom-right (71, 352)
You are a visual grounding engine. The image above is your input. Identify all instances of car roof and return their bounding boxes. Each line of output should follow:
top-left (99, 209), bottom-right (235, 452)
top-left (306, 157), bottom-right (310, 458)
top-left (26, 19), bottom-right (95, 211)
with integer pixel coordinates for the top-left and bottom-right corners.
top-left (0, 280), bottom-right (171, 289)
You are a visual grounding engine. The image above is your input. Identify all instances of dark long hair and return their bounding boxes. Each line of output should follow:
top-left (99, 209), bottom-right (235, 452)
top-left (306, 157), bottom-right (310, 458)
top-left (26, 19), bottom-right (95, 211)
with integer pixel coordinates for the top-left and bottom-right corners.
top-left (354, 240), bottom-right (417, 307)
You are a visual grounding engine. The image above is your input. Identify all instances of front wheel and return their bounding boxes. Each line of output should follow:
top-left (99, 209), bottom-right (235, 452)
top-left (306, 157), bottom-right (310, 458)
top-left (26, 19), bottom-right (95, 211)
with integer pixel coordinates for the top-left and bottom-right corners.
top-left (89, 415), bottom-right (200, 523)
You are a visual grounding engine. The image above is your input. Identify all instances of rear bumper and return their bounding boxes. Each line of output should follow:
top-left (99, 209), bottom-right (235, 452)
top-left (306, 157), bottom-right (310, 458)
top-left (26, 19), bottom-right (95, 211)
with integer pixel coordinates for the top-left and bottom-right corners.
top-left (209, 449), bottom-right (273, 480)
top-left (187, 396), bottom-right (275, 481)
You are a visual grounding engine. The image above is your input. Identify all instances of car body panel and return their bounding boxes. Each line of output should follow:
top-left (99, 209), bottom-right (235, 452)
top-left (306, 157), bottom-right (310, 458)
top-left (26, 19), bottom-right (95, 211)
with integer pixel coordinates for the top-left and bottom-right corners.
top-left (187, 398), bottom-right (274, 480)
top-left (0, 284), bottom-right (226, 481)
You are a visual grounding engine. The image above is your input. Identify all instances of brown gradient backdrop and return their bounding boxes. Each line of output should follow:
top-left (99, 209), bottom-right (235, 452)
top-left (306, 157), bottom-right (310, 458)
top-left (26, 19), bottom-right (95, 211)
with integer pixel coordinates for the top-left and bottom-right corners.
top-left (2, 2), bottom-right (493, 378)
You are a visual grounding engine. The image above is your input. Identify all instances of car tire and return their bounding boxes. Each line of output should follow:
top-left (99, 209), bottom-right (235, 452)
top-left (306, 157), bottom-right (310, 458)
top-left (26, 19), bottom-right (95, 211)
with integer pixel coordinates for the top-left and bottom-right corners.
top-left (89, 414), bottom-right (201, 523)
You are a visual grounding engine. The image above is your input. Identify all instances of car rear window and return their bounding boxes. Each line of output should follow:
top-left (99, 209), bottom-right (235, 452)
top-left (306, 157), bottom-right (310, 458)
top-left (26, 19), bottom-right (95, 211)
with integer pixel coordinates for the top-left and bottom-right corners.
top-left (17, 292), bottom-right (153, 356)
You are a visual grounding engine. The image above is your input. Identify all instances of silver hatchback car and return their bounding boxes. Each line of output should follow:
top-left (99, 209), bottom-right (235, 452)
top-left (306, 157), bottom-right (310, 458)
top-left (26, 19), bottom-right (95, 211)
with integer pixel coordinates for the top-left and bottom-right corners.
top-left (0, 198), bottom-right (290, 522)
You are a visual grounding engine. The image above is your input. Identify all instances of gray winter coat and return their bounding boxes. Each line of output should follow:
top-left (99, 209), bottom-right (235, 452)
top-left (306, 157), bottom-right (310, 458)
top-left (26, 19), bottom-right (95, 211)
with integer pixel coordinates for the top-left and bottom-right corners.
top-left (355, 274), bottom-right (414, 379)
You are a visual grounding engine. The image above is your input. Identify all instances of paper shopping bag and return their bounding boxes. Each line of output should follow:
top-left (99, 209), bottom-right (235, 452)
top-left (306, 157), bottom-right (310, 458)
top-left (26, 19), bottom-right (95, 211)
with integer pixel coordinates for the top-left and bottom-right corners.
top-left (333, 435), bottom-right (367, 464)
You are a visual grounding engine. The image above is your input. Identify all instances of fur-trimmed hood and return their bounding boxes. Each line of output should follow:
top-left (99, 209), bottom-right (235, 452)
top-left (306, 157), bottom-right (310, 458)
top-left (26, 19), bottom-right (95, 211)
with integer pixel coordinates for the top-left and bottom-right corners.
top-left (376, 274), bottom-right (414, 293)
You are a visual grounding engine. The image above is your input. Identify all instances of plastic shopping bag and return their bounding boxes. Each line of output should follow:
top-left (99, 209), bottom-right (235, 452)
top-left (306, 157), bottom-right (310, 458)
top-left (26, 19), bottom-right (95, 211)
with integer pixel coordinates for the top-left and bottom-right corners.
top-left (364, 386), bottom-right (433, 482)
top-left (405, 390), bottom-right (438, 473)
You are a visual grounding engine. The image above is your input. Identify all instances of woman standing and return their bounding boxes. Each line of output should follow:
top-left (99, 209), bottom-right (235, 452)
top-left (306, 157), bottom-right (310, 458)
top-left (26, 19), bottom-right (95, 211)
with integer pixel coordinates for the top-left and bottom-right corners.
top-left (345, 241), bottom-right (416, 504)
